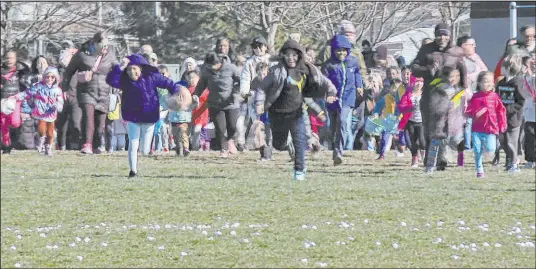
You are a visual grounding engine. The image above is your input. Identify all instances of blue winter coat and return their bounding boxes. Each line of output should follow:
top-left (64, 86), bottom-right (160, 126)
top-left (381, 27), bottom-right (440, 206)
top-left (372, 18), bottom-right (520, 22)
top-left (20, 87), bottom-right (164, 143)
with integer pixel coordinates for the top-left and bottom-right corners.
top-left (321, 35), bottom-right (363, 110)
top-left (106, 54), bottom-right (178, 124)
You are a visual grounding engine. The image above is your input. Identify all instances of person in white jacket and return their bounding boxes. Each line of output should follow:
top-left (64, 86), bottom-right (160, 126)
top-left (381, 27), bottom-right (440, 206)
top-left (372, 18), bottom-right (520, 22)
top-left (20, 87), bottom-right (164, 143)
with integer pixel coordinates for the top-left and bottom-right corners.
top-left (236, 36), bottom-right (273, 151)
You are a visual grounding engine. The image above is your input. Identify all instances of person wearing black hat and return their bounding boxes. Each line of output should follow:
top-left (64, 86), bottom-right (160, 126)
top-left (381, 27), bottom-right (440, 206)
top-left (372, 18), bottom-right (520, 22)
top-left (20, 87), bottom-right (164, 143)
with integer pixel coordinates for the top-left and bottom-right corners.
top-left (410, 22), bottom-right (468, 166)
top-left (361, 40), bottom-right (375, 69)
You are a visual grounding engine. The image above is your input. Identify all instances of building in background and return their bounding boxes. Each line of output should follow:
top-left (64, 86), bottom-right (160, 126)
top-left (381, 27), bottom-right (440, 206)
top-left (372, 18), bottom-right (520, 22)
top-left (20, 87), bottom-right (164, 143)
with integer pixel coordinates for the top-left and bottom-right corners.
top-left (471, 1), bottom-right (536, 68)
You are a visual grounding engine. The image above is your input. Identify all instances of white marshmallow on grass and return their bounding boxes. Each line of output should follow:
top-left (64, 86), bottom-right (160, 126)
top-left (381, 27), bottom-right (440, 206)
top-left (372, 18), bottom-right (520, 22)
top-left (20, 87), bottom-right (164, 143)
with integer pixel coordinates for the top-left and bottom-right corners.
top-left (432, 238), bottom-right (442, 244)
top-left (14, 263), bottom-right (22, 268)
top-left (16, 234), bottom-right (22, 240)
top-left (376, 241), bottom-right (382, 246)
top-left (10, 245), bottom-right (16, 251)
top-left (482, 242), bottom-right (490, 247)
top-left (40, 233), bottom-right (47, 238)
top-left (526, 242), bottom-right (535, 248)
top-left (76, 256), bottom-right (84, 261)
top-left (158, 245), bottom-right (165, 250)
top-left (400, 222), bottom-right (407, 227)
top-left (83, 237), bottom-right (91, 243)
top-left (392, 242), bottom-right (399, 249)
top-left (317, 262), bottom-right (328, 267)
top-left (230, 231), bottom-right (237, 236)
top-left (301, 225), bottom-right (308, 229)
top-left (75, 237), bottom-right (82, 242)
top-left (180, 252), bottom-right (188, 256)
top-left (451, 255), bottom-right (460, 260)
top-left (146, 236), bottom-right (156, 241)
top-left (348, 237), bottom-right (355, 241)
top-left (300, 258), bottom-right (308, 263)
top-left (311, 225), bottom-right (317, 230)
top-left (457, 220), bottom-right (465, 225)
top-left (165, 224), bottom-right (172, 229)
top-left (100, 242), bottom-right (108, 247)
top-left (494, 243), bottom-right (502, 247)
top-left (201, 231), bottom-right (208, 236)
top-left (302, 242), bottom-right (311, 249)
top-left (69, 242), bottom-right (76, 247)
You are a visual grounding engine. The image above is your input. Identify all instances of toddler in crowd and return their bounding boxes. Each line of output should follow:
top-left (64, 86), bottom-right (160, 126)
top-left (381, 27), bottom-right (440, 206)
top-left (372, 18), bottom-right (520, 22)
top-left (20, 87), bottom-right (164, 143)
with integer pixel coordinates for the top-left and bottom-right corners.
top-left (106, 89), bottom-right (127, 152)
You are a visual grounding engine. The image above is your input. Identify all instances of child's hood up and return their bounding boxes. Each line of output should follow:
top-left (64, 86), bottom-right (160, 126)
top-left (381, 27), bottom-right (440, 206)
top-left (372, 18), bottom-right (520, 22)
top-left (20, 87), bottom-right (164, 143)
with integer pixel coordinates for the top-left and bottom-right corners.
top-left (330, 35), bottom-right (352, 61)
top-left (41, 66), bottom-right (61, 85)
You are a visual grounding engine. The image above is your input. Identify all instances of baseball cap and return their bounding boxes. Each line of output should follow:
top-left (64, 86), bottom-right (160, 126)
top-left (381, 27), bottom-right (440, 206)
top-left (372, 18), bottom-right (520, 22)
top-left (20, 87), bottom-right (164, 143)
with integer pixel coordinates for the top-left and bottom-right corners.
top-left (251, 36), bottom-right (267, 46)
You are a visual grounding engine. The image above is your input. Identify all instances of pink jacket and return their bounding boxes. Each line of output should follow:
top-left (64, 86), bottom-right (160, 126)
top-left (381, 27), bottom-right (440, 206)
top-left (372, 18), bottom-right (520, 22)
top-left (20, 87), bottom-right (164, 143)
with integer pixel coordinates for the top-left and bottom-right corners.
top-left (465, 91), bottom-right (507, 135)
top-left (397, 88), bottom-right (415, 131)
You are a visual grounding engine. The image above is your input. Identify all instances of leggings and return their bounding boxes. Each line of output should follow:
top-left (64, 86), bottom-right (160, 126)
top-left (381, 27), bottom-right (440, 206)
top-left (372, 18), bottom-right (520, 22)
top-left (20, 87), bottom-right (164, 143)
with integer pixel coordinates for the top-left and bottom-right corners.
top-left (127, 122), bottom-right (155, 173)
top-left (405, 121), bottom-right (425, 157)
top-left (37, 120), bottom-right (55, 145)
top-left (56, 100), bottom-right (82, 149)
top-left (82, 103), bottom-right (106, 147)
top-left (209, 107), bottom-right (240, 151)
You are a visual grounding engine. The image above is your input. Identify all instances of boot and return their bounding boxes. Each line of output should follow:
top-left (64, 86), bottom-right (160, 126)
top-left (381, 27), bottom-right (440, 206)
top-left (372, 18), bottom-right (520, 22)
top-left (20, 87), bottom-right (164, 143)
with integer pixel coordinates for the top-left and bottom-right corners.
top-left (37, 136), bottom-right (46, 154)
top-left (45, 144), bottom-right (53, 156)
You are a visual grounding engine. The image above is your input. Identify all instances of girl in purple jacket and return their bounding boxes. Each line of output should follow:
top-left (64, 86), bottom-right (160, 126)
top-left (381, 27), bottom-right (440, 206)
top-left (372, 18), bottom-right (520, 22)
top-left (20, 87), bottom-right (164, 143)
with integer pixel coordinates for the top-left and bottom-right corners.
top-left (106, 54), bottom-right (178, 177)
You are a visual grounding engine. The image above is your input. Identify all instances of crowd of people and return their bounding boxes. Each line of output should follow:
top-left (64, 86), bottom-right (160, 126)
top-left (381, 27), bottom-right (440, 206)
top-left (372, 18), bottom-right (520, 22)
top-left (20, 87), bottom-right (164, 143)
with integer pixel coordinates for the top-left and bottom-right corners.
top-left (1, 20), bottom-right (535, 180)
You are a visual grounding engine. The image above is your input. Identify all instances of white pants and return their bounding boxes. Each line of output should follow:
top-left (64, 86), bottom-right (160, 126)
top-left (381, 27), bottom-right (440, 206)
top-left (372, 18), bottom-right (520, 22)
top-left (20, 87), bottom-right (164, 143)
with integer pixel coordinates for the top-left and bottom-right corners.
top-left (127, 122), bottom-right (155, 173)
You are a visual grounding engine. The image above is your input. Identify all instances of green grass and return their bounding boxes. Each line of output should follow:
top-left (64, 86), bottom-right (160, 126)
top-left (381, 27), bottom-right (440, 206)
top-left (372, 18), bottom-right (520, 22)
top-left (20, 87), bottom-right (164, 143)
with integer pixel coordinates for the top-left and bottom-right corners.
top-left (1, 150), bottom-right (535, 268)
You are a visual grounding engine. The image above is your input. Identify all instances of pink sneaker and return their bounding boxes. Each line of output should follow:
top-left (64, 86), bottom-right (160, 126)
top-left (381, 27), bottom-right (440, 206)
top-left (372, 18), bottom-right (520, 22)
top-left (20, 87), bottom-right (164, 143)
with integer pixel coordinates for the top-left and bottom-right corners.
top-left (219, 150), bottom-right (229, 158)
top-left (80, 143), bottom-right (93, 154)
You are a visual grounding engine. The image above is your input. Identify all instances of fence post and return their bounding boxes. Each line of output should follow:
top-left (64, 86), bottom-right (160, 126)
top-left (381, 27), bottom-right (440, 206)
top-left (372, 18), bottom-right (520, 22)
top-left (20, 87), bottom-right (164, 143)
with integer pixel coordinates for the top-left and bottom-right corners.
top-left (510, 2), bottom-right (517, 39)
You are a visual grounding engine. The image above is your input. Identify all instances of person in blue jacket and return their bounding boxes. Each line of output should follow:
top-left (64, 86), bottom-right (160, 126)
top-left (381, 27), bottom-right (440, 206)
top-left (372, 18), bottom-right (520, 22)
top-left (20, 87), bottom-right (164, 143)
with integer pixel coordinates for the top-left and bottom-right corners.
top-left (106, 54), bottom-right (179, 177)
top-left (321, 34), bottom-right (364, 166)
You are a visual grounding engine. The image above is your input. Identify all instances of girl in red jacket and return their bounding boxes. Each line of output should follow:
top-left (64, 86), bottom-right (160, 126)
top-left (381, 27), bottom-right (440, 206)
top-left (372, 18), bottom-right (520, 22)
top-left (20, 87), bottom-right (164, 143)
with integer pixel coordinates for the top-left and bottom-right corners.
top-left (465, 71), bottom-right (507, 178)
top-left (398, 77), bottom-right (425, 167)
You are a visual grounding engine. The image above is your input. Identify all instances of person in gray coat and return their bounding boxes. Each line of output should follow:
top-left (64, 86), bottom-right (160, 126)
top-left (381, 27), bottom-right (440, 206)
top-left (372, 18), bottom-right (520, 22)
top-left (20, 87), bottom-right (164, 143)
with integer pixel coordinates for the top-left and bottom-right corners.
top-left (62, 32), bottom-right (118, 154)
top-left (193, 52), bottom-right (241, 158)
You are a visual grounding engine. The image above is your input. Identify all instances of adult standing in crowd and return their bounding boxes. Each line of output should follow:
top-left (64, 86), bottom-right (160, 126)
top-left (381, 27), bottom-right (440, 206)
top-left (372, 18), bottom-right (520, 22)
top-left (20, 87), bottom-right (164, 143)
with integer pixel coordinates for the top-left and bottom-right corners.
top-left (457, 35), bottom-right (488, 150)
top-left (494, 38), bottom-right (518, 82)
top-left (194, 52), bottom-right (241, 158)
top-left (255, 39), bottom-right (337, 181)
top-left (62, 32), bottom-right (118, 154)
top-left (106, 54), bottom-right (179, 177)
top-left (410, 23), bottom-right (468, 165)
top-left (57, 39), bottom-right (82, 150)
top-left (1, 48), bottom-right (30, 154)
top-left (517, 25), bottom-right (535, 55)
top-left (361, 40), bottom-right (375, 70)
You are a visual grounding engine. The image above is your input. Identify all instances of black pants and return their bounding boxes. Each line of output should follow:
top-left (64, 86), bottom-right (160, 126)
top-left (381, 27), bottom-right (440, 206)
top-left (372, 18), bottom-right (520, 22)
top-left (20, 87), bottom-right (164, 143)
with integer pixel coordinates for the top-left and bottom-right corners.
top-left (406, 121), bottom-right (425, 157)
top-left (524, 122), bottom-right (536, 162)
top-left (209, 107), bottom-right (240, 151)
top-left (499, 125), bottom-right (521, 167)
top-left (269, 109), bottom-right (306, 172)
top-left (56, 99), bottom-right (82, 149)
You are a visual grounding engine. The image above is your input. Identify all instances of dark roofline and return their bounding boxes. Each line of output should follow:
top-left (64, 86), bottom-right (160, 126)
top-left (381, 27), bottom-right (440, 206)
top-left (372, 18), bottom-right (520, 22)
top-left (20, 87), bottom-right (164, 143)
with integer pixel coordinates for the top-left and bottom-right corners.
top-left (470, 1), bottom-right (536, 19)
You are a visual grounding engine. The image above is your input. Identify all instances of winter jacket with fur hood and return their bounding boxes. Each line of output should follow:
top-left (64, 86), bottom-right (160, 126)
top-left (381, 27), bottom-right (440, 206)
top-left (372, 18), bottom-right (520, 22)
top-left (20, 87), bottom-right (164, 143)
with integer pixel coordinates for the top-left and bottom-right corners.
top-left (426, 79), bottom-right (466, 140)
top-left (321, 34), bottom-right (364, 110)
top-left (105, 54), bottom-right (178, 124)
top-left (254, 39), bottom-right (337, 112)
top-left (62, 40), bottom-right (118, 112)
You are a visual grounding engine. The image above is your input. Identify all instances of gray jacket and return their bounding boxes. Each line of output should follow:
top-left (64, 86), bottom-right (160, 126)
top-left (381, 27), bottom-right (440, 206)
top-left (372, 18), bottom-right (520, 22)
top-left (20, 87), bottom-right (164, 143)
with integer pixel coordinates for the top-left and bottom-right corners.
top-left (62, 41), bottom-right (118, 112)
top-left (254, 62), bottom-right (337, 112)
top-left (194, 62), bottom-right (241, 110)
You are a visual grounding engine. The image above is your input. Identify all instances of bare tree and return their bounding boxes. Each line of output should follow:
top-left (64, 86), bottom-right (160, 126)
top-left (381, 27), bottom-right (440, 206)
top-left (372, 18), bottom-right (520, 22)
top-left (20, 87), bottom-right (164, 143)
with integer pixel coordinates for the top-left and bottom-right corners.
top-left (438, 2), bottom-right (471, 41)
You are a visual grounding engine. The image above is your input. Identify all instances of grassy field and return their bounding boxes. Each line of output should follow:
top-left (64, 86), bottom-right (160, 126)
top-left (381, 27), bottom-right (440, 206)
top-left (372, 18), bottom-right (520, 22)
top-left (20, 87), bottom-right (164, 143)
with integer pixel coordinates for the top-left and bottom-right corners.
top-left (1, 149), bottom-right (535, 268)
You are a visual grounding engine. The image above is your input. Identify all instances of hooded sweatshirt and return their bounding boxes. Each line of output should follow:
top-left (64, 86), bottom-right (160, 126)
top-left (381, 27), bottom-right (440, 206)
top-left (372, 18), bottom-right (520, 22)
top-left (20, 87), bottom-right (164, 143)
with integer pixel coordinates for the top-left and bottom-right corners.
top-left (105, 54), bottom-right (178, 124)
top-left (14, 66), bottom-right (64, 122)
top-left (180, 57), bottom-right (198, 81)
top-left (254, 39), bottom-right (337, 113)
top-left (321, 34), bottom-right (363, 110)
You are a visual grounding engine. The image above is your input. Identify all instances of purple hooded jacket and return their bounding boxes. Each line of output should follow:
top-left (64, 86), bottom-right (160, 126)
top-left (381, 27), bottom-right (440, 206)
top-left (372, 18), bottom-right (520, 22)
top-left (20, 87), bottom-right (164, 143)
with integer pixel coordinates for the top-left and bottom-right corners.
top-left (106, 54), bottom-right (178, 123)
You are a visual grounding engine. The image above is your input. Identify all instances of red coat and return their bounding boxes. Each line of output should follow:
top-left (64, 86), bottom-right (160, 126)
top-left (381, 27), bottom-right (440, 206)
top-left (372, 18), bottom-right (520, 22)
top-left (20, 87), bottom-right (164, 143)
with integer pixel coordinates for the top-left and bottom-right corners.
top-left (465, 91), bottom-right (507, 135)
top-left (189, 85), bottom-right (209, 127)
top-left (493, 57), bottom-right (503, 82)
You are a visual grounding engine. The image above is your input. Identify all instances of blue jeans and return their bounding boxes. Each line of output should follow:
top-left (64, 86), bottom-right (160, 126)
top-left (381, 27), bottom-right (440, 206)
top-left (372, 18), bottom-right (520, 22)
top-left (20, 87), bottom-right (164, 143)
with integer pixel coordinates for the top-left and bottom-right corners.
top-left (328, 106), bottom-right (352, 158)
top-left (269, 109), bottom-right (306, 172)
top-left (345, 110), bottom-right (361, 150)
top-left (464, 118), bottom-right (473, 150)
top-left (472, 132), bottom-right (497, 173)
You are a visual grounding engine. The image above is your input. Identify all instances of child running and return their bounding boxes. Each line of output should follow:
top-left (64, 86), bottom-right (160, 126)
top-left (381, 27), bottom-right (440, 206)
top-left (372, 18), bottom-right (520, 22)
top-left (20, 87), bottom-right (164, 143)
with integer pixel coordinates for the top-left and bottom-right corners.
top-left (398, 76), bottom-right (426, 167)
top-left (465, 71), bottom-right (507, 178)
top-left (11, 66), bottom-right (64, 156)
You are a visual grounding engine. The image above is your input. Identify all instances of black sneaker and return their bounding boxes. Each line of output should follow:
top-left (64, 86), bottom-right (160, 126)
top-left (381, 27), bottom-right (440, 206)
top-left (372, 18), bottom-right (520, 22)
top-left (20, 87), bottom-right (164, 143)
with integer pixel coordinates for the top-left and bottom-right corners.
top-left (1, 145), bottom-right (11, 154)
top-left (128, 171), bottom-right (137, 178)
